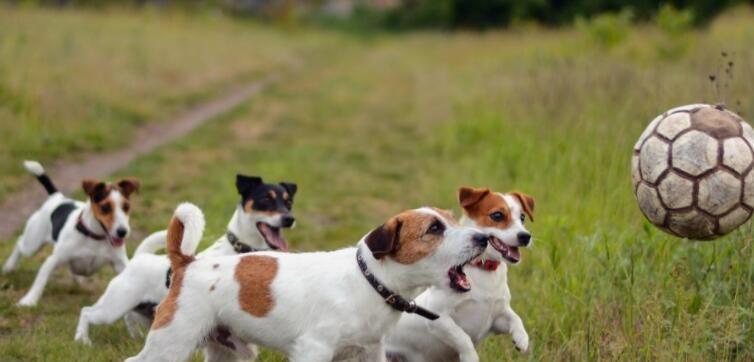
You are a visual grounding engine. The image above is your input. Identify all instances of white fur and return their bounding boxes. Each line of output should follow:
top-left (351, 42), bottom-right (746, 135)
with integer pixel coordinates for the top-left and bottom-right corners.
top-left (23, 160), bottom-right (45, 176)
top-left (126, 207), bottom-right (488, 362)
top-left (3, 163), bottom-right (132, 307)
top-left (174, 203), bottom-right (205, 257)
top-left (385, 193), bottom-right (531, 362)
top-left (74, 202), bottom-right (292, 359)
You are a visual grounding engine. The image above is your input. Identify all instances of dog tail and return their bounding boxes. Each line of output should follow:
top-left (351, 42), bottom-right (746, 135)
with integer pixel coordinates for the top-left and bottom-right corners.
top-left (24, 160), bottom-right (58, 195)
top-left (166, 203), bottom-right (205, 269)
top-left (133, 230), bottom-right (168, 256)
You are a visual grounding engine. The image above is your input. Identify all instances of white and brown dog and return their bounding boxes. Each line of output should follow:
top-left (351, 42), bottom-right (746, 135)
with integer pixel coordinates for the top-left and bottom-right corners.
top-left (3, 161), bottom-right (140, 307)
top-left (385, 186), bottom-right (534, 362)
top-left (74, 174), bottom-right (297, 356)
top-left (126, 203), bottom-right (489, 362)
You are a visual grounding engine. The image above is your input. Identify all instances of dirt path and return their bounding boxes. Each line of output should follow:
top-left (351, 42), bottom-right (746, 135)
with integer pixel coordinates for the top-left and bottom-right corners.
top-left (0, 76), bottom-right (277, 241)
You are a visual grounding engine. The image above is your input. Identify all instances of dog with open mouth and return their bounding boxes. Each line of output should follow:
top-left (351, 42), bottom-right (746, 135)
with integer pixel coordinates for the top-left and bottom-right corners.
top-left (385, 186), bottom-right (534, 362)
top-left (74, 174), bottom-right (296, 360)
top-left (125, 203), bottom-right (489, 362)
top-left (3, 161), bottom-right (139, 307)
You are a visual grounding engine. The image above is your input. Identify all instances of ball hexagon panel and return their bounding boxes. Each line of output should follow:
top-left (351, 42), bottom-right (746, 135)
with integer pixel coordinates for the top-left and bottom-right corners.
top-left (639, 136), bottom-right (669, 184)
top-left (743, 170), bottom-right (754, 209)
top-left (697, 170), bottom-right (741, 215)
top-left (722, 138), bottom-right (753, 174)
top-left (636, 183), bottom-right (666, 225)
top-left (719, 207), bottom-right (751, 234)
top-left (656, 112), bottom-right (691, 140)
top-left (657, 172), bottom-right (694, 209)
top-left (667, 209), bottom-right (716, 240)
top-left (671, 130), bottom-right (718, 176)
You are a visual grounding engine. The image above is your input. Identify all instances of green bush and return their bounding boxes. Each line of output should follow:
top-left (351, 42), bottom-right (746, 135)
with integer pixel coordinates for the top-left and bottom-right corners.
top-left (576, 9), bottom-right (634, 49)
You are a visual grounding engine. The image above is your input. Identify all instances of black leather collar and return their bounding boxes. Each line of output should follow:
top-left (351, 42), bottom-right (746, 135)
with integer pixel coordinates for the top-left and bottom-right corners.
top-left (226, 231), bottom-right (259, 254)
top-left (356, 247), bottom-right (439, 321)
top-left (75, 212), bottom-right (107, 241)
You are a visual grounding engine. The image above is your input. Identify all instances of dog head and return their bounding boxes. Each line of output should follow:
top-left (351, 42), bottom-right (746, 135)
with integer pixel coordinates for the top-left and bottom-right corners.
top-left (236, 174), bottom-right (297, 251)
top-left (458, 186), bottom-right (534, 265)
top-left (82, 178), bottom-right (140, 247)
top-left (363, 207), bottom-right (488, 293)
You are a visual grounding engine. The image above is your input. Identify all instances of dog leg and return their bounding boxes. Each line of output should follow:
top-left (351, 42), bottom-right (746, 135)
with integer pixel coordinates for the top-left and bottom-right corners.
top-left (204, 341), bottom-right (258, 362)
top-left (127, 312), bottom-right (212, 362)
top-left (17, 254), bottom-right (60, 307)
top-left (289, 336), bottom-right (335, 362)
top-left (112, 247), bottom-right (129, 274)
top-left (493, 308), bottom-right (529, 353)
top-left (76, 274), bottom-right (146, 344)
top-left (426, 314), bottom-right (478, 362)
top-left (3, 244), bottom-right (23, 274)
top-left (124, 311), bottom-right (151, 339)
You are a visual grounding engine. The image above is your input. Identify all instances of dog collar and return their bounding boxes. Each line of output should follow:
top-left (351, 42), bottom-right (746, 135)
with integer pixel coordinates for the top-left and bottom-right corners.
top-left (356, 248), bottom-right (439, 321)
top-left (75, 212), bottom-right (107, 241)
top-left (472, 259), bottom-right (501, 271)
top-left (226, 231), bottom-right (259, 254)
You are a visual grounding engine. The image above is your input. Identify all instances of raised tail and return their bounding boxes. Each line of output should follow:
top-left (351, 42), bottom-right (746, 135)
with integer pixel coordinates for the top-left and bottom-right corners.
top-left (24, 160), bottom-right (58, 195)
top-left (133, 230), bottom-right (168, 256)
top-left (166, 203), bottom-right (205, 269)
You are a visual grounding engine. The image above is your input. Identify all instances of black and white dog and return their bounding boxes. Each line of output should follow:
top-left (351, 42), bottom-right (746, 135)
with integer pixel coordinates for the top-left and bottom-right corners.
top-left (3, 161), bottom-right (140, 307)
top-left (75, 175), bottom-right (296, 359)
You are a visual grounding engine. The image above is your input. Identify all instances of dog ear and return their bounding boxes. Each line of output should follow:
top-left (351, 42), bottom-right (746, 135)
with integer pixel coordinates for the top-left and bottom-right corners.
top-left (279, 182), bottom-right (298, 197)
top-left (236, 174), bottom-right (263, 196)
top-left (458, 186), bottom-right (490, 209)
top-left (82, 179), bottom-right (110, 203)
top-left (511, 192), bottom-right (535, 222)
top-left (364, 217), bottom-right (402, 259)
top-left (116, 178), bottom-right (140, 198)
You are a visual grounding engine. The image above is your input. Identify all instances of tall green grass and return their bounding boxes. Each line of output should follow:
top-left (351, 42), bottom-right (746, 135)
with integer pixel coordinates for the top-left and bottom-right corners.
top-left (1, 5), bottom-right (753, 361)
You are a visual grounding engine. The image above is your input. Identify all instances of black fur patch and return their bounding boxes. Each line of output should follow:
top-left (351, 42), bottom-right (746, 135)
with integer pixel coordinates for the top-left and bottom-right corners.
top-left (133, 302), bottom-right (157, 320)
top-left (50, 202), bottom-right (77, 242)
top-left (235, 174), bottom-right (297, 214)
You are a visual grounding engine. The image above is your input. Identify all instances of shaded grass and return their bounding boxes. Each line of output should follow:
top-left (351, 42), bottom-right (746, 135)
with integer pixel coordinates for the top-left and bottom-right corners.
top-left (2, 5), bottom-right (754, 361)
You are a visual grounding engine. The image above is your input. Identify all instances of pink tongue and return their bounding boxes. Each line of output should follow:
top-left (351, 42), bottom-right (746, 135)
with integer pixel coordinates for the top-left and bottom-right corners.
top-left (259, 224), bottom-right (288, 251)
top-left (508, 247), bottom-right (521, 262)
top-left (110, 237), bottom-right (125, 247)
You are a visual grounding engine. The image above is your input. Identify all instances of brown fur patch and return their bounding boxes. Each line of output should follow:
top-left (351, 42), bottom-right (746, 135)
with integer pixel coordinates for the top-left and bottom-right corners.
top-left (235, 255), bottom-right (278, 317)
top-left (462, 191), bottom-right (513, 229)
top-left (166, 216), bottom-right (195, 268)
top-left (152, 267), bottom-right (185, 329)
top-left (243, 200), bottom-right (254, 213)
top-left (282, 192), bottom-right (289, 201)
top-left (268, 190), bottom-right (277, 199)
top-left (92, 199), bottom-right (116, 231)
top-left (392, 211), bottom-right (444, 264)
top-left (430, 207), bottom-right (457, 225)
top-left (510, 192), bottom-right (535, 222)
top-left (116, 178), bottom-right (140, 199)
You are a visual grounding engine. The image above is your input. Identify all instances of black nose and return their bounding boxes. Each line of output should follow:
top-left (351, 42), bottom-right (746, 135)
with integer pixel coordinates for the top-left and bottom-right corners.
top-left (281, 214), bottom-right (295, 228)
top-left (472, 233), bottom-right (489, 247)
top-left (517, 232), bottom-right (531, 247)
top-left (116, 228), bottom-right (128, 238)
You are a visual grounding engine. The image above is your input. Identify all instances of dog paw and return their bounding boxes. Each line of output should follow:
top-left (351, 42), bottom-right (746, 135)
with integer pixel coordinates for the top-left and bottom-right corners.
top-left (512, 330), bottom-right (529, 353)
top-left (16, 297), bottom-right (38, 307)
top-left (75, 334), bottom-right (92, 346)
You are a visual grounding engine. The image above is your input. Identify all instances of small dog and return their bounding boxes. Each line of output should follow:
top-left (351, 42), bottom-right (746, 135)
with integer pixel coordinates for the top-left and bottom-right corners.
top-left (75, 174), bottom-right (296, 357)
top-left (126, 203), bottom-right (489, 362)
top-left (385, 186), bottom-right (534, 362)
top-left (3, 161), bottom-right (140, 307)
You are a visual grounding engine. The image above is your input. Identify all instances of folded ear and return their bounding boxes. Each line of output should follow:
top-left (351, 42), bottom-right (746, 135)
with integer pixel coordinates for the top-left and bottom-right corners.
top-left (116, 178), bottom-right (140, 198)
top-left (511, 192), bottom-right (535, 222)
top-left (458, 186), bottom-right (490, 209)
top-left (279, 182), bottom-right (298, 197)
top-left (236, 174), bottom-right (263, 196)
top-left (82, 179), bottom-right (110, 202)
top-left (364, 217), bottom-right (402, 259)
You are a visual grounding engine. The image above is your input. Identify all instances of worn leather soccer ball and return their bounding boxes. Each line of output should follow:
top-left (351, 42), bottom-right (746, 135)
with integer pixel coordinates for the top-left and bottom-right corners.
top-left (632, 104), bottom-right (754, 240)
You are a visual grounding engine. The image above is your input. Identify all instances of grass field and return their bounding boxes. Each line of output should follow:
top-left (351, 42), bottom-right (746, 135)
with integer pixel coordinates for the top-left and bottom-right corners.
top-left (1, 5), bottom-right (754, 361)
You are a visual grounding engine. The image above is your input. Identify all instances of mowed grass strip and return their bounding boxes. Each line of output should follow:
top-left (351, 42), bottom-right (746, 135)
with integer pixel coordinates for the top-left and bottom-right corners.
top-left (2, 6), bottom-right (754, 361)
top-left (0, 6), bottom-right (337, 200)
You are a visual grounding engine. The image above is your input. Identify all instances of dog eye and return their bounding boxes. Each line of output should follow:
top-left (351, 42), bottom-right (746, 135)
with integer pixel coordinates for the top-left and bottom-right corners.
top-left (427, 221), bottom-right (445, 235)
top-left (100, 204), bottom-right (112, 214)
top-left (520, 214), bottom-right (525, 223)
top-left (123, 203), bottom-right (130, 213)
top-left (490, 212), bottom-right (505, 222)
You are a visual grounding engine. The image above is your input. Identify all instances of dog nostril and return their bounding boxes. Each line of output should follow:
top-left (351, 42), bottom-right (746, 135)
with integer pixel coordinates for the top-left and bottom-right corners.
top-left (116, 228), bottom-right (128, 238)
top-left (517, 232), bottom-right (531, 246)
top-left (472, 233), bottom-right (489, 247)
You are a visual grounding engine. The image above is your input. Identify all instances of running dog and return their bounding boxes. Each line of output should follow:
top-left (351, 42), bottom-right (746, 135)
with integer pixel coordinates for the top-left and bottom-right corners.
top-left (126, 203), bottom-right (489, 362)
top-left (3, 161), bottom-right (139, 307)
top-left (385, 186), bottom-right (534, 362)
top-left (75, 174), bottom-right (296, 357)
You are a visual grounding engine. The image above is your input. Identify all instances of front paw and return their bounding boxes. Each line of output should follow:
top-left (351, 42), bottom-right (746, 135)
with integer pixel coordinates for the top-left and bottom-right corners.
top-left (17, 296), bottom-right (38, 307)
top-left (75, 333), bottom-right (92, 346)
top-left (459, 352), bottom-right (479, 362)
top-left (512, 329), bottom-right (529, 353)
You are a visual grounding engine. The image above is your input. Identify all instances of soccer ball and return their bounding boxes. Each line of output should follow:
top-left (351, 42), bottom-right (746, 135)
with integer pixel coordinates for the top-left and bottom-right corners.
top-left (632, 104), bottom-right (754, 240)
